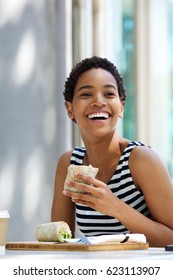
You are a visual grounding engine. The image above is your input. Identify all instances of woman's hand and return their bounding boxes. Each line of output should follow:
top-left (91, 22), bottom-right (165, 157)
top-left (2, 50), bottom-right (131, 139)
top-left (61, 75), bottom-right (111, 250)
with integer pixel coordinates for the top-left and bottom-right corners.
top-left (63, 173), bottom-right (118, 217)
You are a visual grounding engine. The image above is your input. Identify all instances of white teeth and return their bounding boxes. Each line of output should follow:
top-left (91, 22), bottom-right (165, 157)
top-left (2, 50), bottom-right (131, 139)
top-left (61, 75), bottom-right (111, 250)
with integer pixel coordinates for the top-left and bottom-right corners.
top-left (88, 112), bottom-right (109, 119)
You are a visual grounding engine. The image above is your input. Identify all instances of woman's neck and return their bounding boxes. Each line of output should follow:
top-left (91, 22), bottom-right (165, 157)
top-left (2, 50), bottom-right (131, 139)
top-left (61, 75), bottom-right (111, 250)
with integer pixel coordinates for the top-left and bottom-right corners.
top-left (82, 135), bottom-right (130, 183)
top-left (82, 134), bottom-right (128, 173)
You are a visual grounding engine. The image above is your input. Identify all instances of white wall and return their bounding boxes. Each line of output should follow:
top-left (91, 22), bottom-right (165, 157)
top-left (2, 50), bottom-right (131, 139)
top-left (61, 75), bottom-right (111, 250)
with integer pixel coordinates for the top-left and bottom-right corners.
top-left (0, 0), bottom-right (72, 241)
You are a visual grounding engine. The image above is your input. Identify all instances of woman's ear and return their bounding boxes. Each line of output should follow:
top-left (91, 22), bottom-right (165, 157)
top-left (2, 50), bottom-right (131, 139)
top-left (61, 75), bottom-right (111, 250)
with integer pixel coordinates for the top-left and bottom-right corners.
top-left (119, 101), bottom-right (125, 118)
top-left (65, 101), bottom-right (74, 120)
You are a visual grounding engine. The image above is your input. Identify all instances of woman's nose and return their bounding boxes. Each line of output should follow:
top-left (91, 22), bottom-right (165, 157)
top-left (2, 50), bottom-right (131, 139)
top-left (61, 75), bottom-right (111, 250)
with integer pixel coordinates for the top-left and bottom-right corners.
top-left (91, 94), bottom-right (106, 107)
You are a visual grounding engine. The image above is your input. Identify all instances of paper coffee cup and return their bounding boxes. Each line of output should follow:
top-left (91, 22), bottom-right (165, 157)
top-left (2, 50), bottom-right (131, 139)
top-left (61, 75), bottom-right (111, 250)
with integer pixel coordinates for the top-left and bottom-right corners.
top-left (0, 210), bottom-right (10, 255)
top-left (64, 164), bottom-right (99, 193)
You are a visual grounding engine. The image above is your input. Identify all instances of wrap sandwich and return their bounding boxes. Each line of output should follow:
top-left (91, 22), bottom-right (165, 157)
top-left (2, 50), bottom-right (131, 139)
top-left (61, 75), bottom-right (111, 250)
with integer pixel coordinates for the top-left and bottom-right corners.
top-left (64, 164), bottom-right (99, 193)
top-left (35, 221), bottom-right (72, 242)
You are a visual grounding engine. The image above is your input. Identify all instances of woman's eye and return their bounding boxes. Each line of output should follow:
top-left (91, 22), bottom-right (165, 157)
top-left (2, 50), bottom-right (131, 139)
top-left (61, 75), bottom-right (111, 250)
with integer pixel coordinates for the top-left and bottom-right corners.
top-left (105, 92), bottom-right (116, 97)
top-left (80, 92), bottom-right (92, 97)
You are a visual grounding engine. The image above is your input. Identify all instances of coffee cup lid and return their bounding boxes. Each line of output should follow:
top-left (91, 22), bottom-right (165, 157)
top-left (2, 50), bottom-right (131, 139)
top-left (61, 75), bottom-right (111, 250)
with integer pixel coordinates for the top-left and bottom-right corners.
top-left (0, 210), bottom-right (10, 218)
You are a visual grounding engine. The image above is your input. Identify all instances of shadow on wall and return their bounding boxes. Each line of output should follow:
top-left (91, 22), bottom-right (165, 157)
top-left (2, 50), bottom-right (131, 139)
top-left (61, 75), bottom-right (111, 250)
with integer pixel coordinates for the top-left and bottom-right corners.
top-left (0, 1), bottom-right (68, 241)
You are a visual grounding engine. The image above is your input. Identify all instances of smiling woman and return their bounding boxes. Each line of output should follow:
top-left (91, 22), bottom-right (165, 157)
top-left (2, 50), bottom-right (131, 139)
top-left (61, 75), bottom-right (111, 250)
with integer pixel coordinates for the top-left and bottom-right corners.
top-left (65, 67), bottom-right (124, 141)
top-left (51, 56), bottom-right (173, 247)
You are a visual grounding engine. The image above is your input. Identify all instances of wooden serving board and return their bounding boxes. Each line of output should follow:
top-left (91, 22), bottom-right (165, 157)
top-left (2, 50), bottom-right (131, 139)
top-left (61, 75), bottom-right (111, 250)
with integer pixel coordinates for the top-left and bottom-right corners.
top-left (6, 241), bottom-right (149, 252)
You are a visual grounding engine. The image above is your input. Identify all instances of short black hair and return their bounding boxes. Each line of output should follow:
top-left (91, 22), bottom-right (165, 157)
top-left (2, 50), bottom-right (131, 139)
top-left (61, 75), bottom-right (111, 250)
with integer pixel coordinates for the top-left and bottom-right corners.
top-left (63, 56), bottom-right (126, 102)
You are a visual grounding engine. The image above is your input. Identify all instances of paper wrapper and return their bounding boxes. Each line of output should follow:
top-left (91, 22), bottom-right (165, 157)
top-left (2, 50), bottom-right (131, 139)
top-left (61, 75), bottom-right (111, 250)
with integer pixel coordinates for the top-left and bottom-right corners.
top-left (85, 233), bottom-right (147, 245)
top-left (64, 164), bottom-right (99, 193)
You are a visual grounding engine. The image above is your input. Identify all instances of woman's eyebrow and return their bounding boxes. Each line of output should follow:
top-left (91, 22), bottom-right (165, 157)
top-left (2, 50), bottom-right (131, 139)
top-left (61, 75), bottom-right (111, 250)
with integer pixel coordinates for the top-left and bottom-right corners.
top-left (77, 85), bottom-right (93, 92)
top-left (77, 83), bottom-right (117, 92)
top-left (103, 84), bottom-right (117, 89)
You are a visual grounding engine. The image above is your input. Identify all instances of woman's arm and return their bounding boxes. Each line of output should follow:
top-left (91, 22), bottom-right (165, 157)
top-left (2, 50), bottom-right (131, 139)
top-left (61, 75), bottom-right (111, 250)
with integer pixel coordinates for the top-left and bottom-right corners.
top-left (126, 145), bottom-right (173, 246)
top-left (51, 151), bottom-right (76, 236)
top-left (130, 146), bottom-right (173, 228)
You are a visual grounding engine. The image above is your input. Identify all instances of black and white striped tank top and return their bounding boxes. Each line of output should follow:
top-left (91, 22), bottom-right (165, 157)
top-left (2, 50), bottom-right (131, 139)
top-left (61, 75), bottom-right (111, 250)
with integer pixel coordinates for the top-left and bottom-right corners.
top-left (71, 141), bottom-right (152, 237)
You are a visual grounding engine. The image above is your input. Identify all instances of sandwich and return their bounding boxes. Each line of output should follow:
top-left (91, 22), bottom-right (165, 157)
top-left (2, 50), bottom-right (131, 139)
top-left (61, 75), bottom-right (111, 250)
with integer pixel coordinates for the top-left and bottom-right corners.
top-left (64, 164), bottom-right (99, 193)
top-left (35, 221), bottom-right (72, 242)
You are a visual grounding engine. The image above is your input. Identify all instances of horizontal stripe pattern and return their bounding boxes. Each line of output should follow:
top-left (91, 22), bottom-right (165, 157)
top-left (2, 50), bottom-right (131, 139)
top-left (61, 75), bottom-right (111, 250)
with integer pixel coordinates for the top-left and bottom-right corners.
top-left (71, 141), bottom-right (151, 236)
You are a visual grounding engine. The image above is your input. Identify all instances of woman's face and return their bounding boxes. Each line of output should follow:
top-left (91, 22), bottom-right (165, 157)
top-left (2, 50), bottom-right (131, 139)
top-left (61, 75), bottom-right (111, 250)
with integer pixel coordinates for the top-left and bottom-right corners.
top-left (66, 68), bottom-right (124, 139)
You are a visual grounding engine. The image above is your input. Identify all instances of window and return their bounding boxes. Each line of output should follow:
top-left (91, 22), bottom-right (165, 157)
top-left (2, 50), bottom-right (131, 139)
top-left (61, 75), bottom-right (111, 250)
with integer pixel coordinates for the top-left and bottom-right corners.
top-left (71, 0), bottom-right (173, 178)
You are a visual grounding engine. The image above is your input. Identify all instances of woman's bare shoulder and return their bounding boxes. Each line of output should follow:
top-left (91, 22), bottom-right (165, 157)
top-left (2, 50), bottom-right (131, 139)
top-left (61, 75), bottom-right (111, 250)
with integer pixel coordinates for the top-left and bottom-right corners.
top-left (129, 144), bottom-right (172, 190)
top-left (129, 144), bottom-right (164, 166)
top-left (55, 150), bottom-right (73, 178)
top-left (53, 150), bottom-right (74, 198)
top-left (58, 150), bottom-right (73, 165)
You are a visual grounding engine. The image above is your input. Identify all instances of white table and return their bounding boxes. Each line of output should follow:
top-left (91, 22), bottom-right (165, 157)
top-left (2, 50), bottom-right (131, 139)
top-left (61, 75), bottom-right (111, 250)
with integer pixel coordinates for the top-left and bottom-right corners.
top-left (2, 247), bottom-right (173, 260)
top-left (1, 248), bottom-right (173, 280)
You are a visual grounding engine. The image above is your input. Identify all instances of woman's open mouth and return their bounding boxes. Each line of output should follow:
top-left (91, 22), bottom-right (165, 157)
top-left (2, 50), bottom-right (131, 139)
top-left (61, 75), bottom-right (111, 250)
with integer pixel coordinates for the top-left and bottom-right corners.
top-left (87, 112), bottom-right (110, 120)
